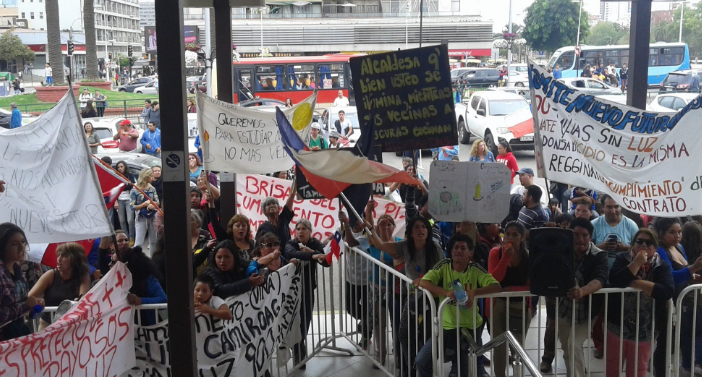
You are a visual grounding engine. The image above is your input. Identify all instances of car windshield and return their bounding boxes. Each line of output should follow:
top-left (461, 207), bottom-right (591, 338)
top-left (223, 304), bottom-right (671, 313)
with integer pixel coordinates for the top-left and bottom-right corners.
top-left (451, 70), bottom-right (463, 78)
top-left (95, 128), bottom-right (112, 139)
top-left (665, 73), bottom-right (693, 86)
top-left (489, 99), bottom-right (529, 116)
top-left (135, 156), bottom-right (162, 168)
top-left (331, 110), bottom-right (360, 129)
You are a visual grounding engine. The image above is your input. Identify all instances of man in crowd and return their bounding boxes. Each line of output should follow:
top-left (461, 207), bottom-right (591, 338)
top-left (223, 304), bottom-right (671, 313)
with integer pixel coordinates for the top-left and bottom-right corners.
top-left (9, 103), bottom-right (22, 129)
top-left (518, 185), bottom-right (548, 230)
top-left (113, 119), bottom-right (139, 153)
top-left (141, 121), bottom-right (162, 158)
top-left (591, 194), bottom-right (638, 253)
top-left (607, 63), bottom-right (618, 86)
top-left (334, 110), bottom-right (353, 141)
top-left (499, 65), bottom-right (508, 86)
top-left (150, 101), bottom-right (161, 129)
top-left (328, 131), bottom-right (342, 148)
top-left (333, 90), bottom-right (349, 107)
top-left (141, 100), bottom-right (152, 125)
top-left (510, 168), bottom-right (548, 208)
top-left (568, 187), bottom-right (598, 218)
top-left (553, 64), bottom-right (562, 79)
top-left (573, 202), bottom-right (596, 221)
top-left (619, 63), bottom-right (628, 92)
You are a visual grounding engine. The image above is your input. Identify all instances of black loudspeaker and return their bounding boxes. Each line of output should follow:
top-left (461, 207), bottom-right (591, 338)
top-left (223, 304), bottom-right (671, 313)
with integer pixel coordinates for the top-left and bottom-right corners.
top-left (528, 227), bottom-right (575, 297)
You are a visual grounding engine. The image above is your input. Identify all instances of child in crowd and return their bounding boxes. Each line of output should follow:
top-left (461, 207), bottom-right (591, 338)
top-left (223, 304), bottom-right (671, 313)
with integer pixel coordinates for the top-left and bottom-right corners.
top-left (194, 274), bottom-right (233, 321)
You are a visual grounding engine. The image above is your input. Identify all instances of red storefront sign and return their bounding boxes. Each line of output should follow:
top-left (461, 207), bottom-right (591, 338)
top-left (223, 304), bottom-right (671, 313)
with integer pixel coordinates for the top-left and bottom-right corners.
top-left (448, 49), bottom-right (491, 57)
top-left (27, 44), bottom-right (87, 52)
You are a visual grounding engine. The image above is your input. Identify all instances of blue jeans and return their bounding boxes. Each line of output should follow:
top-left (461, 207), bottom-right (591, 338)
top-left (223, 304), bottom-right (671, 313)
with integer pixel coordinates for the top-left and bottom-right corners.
top-left (416, 325), bottom-right (483, 377)
top-left (46, 76), bottom-right (53, 85)
top-left (116, 198), bottom-right (135, 239)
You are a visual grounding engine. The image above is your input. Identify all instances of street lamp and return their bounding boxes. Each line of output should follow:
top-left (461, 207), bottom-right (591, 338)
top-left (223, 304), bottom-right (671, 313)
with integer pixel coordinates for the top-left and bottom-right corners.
top-left (573, 0), bottom-right (584, 77)
top-left (679, 1), bottom-right (688, 43)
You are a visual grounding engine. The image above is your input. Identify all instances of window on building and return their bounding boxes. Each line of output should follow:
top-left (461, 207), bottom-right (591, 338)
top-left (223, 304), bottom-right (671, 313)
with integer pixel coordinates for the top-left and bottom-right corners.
top-left (39, 12), bottom-right (43, 19)
top-left (451, 0), bottom-right (459, 12)
top-left (30, 12), bottom-right (34, 19)
top-left (21, 12), bottom-right (25, 18)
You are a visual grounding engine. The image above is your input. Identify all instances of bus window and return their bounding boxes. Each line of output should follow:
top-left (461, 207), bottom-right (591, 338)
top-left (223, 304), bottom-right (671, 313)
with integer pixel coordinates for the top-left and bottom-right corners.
top-left (237, 69), bottom-right (253, 101)
top-left (289, 64), bottom-right (316, 90)
top-left (256, 65), bottom-right (286, 91)
top-left (555, 51), bottom-right (575, 70)
top-left (318, 64), bottom-right (346, 89)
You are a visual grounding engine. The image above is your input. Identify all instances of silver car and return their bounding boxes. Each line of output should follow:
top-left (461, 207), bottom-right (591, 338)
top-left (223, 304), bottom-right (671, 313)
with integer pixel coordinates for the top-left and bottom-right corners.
top-left (557, 78), bottom-right (623, 96)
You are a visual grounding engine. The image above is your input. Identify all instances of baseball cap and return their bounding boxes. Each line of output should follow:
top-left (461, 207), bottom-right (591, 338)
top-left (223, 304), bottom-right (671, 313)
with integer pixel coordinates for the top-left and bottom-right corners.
top-left (329, 131), bottom-right (340, 138)
top-left (119, 119), bottom-right (132, 126)
top-left (516, 167), bottom-right (534, 176)
top-left (311, 123), bottom-right (321, 130)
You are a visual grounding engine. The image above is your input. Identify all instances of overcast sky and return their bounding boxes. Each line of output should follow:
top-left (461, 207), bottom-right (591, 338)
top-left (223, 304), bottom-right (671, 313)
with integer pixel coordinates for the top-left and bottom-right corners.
top-left (480, 0), bottom-right (697, 33)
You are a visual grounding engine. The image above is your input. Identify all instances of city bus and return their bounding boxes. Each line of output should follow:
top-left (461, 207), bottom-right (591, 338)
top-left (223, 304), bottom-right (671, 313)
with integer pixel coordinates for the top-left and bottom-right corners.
top-left (231, 54), bottom-right (359, 107)
top-left (547, 42), bottom-right (690, 85)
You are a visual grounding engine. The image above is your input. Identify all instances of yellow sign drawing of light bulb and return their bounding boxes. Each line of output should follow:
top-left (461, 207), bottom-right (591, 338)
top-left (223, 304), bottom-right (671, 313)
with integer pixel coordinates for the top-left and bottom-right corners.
top-left (291, 103), bottom-right (313, 131)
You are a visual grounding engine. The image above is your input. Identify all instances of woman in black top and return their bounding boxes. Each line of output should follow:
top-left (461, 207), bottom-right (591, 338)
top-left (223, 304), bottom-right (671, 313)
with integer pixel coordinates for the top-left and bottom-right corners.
top-left (81, 99), bottom-right (98, 118)
top-left (28, 243), bottom-right (91, 330)
top-left (209, 212), bottom-right (255, 264)
top-left (255, 178), bottom-right (296, 246)
top-left (114, 161), bottom-right (138, 243)
top-left (203, 240), bottom-right (264, 299)
top-left (283, 219), bottom-right (330, 368)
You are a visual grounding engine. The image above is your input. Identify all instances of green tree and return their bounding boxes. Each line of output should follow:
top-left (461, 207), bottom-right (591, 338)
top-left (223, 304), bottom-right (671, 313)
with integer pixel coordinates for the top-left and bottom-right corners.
top-left (0, 30), bottom-right (35, 69)
top-left (584, 22), bottom-right (629, 45)
top-left (522, 0), bottom-right (590, 54)
top-left (651, 20), bottom-right (675, 43)
top-left (665, 3), bottom-right (702, 58)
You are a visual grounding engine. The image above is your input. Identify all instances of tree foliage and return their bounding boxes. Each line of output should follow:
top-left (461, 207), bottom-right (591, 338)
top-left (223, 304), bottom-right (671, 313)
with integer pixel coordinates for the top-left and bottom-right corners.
top-left (0, 30), bottom-right (35, 64)
top-left (584, 22), bottom-right (629, 45)
top-left (522, 0), bottom-right (590, 54)
top-left (651, 3), bottom-right (702, 58)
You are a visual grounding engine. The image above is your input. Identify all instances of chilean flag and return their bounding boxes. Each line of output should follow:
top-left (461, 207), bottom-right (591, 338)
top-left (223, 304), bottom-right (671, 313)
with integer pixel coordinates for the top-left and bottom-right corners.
top-left (275, 107), bottom-right (419, 199)
top-left (29, 158), bottom-right (128, 267)
top-left (506, 107), bottom-right (534, 139)
top-left (324, 230), bottom-right (344, 264)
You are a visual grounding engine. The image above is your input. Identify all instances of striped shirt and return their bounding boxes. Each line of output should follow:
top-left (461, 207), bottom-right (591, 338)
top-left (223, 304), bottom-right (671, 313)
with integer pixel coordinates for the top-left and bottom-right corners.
top-left (518, 204), bottom-right (548, 229)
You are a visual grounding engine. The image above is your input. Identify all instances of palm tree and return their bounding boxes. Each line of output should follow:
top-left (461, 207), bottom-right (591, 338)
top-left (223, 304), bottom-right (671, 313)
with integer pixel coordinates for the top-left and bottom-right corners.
top-left (45, 0), bottom-right (64, 85)
top-left (209, 8), bottom-right (216, 48)
top-left (84, 0), bottom-right (99, 80)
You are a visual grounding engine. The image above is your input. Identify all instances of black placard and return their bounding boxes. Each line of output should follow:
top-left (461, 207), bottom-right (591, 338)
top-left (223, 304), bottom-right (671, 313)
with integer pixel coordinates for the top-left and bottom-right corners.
top-left (350, 45), bottom-right (458, 153)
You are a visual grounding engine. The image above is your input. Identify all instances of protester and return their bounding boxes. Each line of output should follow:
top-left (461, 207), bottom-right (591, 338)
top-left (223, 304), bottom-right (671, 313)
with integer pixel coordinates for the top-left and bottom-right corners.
top-left (28, 243), bottom-right (91, 330)
top-left (246, 232), bottom-right (297, 276)
top-left (113, 120), bottom-right (139, 153)
top-left (308, 123), bottom-right (327, 150)
top-left (187, 98), bottom-right (197, 113)
top-left (114, 161), bottom-right (137, 245)
top-left (591, 195), bottom-right (639, 252)
top-left (283, 219), bottom-right (330, 368)
top-left (209, 212), bottom-right (255, 264)
top-left (194, 274), bottom-right (233, 320)
top-left (653, 217), bottom-right (702, 377)
top-left (510, 168), bottom-right (549, 207)
top-left (496, 141), bottom-right (519, 184)
top-left (150, 101), bottom-right (161, 129)
top-left (556, 213), bottom-right (575, 229)
top-left (255, 178), bottom-right (296, 246)
top-left (141, 100), bottom-right (152, 125)
top-left (131, 168), bottom-right (160, 256)
top-left (203, 240), bottom-right (264, 299)
top-left (115, 245), bottom-right (167, 319)
top-left (189, 210), bottom-right (214, 274)
top-left (547, 198), bottom-right (562, 221)
top-left (468, 139), bottom-right (496, 162)
top-left (555, 218), bottom-right (608, 377)
top-left (9, 103), bottom-right (22, 129)
top-left (414, 233), bottom-right (501, 377)
top-left (0, 223), bottom-right (44, 341)
top-left (488, 221), bottom-right (531, 377)
top-left (151, 166), bottom-right (163, 205)
top-left (188, 153), bottom-right (204, 183)
top-left (568, 187), bottom-right (598, 216)
top-left (605, 228), bottom-right (674, 377)
top-left (285, 98), bottom-right (293, 108)
top-left (518, 185), bottom-right (548, 230)
top-left (140, 121), bottom-right (162, 158)
top-left (679, 221), bottom-right (702, 376)
top-left (81, 100), bottom-right (98, 118)
top-left (84, 121), bottom-right (102, 154)
top-left (574, 202), bottom-right (596, 221)
top-left (328, 131), bottom-right (342, 148)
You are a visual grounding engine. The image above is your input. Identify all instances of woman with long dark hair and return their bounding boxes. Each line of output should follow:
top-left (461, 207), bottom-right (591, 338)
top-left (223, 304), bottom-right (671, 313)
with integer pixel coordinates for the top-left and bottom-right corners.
top-left (203, 240), bottom-right (264, 299)
top-left (114, 160), bottom-right (137, 245)
top-left (29, 243), bottom-right (91, 330)
top-left (84, 122), bottom-right (101, 154)
top-left (495, 140), bottom-right (519, 184)
top-left (81, 99), bottom-right (98, 118)
top-left (0, 223), bottom-right (44, 340)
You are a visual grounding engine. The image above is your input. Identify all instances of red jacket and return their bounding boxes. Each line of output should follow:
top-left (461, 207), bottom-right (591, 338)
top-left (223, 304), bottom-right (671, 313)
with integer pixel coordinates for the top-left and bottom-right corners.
top-left (496, 152), bottom-right (519, 184)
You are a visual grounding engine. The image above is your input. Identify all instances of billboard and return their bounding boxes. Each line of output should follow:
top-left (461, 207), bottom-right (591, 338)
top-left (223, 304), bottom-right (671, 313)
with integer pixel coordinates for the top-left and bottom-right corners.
top-left (144, 26), bottom-right (199, 54)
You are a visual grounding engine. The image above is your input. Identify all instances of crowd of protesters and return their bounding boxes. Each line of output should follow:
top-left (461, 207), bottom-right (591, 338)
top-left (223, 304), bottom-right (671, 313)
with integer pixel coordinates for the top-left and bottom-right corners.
top-left (1, 147), bottom-right (701, 377)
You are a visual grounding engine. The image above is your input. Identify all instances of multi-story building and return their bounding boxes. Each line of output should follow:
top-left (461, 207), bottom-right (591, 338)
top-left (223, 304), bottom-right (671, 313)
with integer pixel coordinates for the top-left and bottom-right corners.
top-left (178, 0), bottom-right (492, 59)
top-left (17, 0), bottom-right (141, 61)
top-left (139, 0), bottom-right (154, 28)
top-left (599, 1), bottom-right (631, 26)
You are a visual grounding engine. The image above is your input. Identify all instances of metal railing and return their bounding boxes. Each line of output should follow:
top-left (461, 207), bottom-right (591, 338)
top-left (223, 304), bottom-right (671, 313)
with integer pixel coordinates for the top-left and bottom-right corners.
top-left (1, 98), bottom-right (160, 125)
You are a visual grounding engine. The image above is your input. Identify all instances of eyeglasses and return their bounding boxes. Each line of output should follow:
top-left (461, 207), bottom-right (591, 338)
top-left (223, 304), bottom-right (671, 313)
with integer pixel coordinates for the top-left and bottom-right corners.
top-left (262, 242), bottom-right (280, 248)
top-left (634, 238), bottom-right (656, 247)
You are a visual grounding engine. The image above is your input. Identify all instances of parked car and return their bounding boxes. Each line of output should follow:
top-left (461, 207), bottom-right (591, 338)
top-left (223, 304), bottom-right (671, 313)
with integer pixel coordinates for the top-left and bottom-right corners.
top-left (238, 98), bottom-right (286, 107)
top-left (455, 91), bottom-right (533, 155)
top-left (117, 77), bottom-right (154, 93)
top-left (84, 117), bottom-right (145, 153)
top-left (649, 92), bottom-right (699, 112)
top-left (320, 106), bottom-right (360, 147)
top-left (557, 77), bottom-right (623, 96)
top-left (0, 108), bottom-right (37, 129)
top-left (659, 70), bottom-right (701, 93)
top-left (451, 68), bottom-right (502, 87)
top-left (133, 82), bottom-right (159, 94)
top-left (507, 69), bottom-right (530, 87)
top-left (487, 87), bottom-right (531, 103)
top-left (94, 152), bottom-right (163, 175)
top-left (187, 76), bottom-right (207, 94)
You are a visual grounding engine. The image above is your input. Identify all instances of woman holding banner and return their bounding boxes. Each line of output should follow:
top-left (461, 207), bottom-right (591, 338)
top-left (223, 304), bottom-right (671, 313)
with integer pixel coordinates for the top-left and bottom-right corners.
top-left (284, 219), bottom-right (330, 369)
top-left (0, 223), bottom-right (44, 340)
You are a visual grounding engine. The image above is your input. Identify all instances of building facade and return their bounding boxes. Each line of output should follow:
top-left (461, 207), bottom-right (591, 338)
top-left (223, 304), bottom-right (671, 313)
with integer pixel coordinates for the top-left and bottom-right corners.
top-left (139, 0), bottom-right (154, 28)
top-left (599, 1), bottom-right (631, 26)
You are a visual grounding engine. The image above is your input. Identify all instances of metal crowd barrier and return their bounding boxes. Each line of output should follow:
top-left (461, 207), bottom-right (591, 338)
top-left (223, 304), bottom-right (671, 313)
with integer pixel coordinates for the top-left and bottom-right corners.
top-left (674, 284), bottom-right (702, 377)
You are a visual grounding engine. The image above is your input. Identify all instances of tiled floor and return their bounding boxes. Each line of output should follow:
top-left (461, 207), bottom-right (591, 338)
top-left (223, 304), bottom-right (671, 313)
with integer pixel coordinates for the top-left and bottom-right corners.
top-left (276, 310), bottom-right (654, 377)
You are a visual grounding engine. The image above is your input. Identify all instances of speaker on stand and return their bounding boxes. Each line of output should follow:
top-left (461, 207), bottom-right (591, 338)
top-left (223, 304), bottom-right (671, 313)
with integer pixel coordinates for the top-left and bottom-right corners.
top-left (528, 227), bottom-right (575, 297)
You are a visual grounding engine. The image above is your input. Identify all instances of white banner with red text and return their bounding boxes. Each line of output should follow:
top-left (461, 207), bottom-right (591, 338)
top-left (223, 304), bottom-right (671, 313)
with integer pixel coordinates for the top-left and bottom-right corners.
top-left (121, 263), bottom-right (302, 377)
top-left (236, 174), bottom-right (407, 240)
top-left (529, 59), bottom-right (702, 216)
top-left (0, 262), bottom-right (135, 376)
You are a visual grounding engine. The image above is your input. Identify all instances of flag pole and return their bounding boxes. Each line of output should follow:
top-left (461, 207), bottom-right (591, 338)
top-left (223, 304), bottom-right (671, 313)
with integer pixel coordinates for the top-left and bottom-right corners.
top-left (338, 192), bottom-right (372, 234)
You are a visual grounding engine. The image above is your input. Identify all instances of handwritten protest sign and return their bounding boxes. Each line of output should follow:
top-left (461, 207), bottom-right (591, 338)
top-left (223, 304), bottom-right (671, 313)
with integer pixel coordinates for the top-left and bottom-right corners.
top-left (529, 59), bottom-right (702, 216)
top-left (122, 263), bottom-right (302, 377)
top-left (236, 174), bottom-right (407, 239)
top-left (0, 91), bottom-right (112, 243)
top-left (1, 262), bottom-right (135, 376)
top-left (196, 92), bottom-right (316, 174)
top-left (428, 161), bottom-right (512, 222)
top-left (350, 45), bottom-right (457, 152)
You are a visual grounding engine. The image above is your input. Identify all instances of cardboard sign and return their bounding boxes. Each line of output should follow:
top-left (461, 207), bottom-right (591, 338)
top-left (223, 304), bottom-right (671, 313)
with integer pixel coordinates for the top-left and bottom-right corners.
top-left (529, 59), bottom-right (702, 216)
top-left (350, 45), bottom-right (458, 152)
top-left (428, 161), bottom-right (512, 222)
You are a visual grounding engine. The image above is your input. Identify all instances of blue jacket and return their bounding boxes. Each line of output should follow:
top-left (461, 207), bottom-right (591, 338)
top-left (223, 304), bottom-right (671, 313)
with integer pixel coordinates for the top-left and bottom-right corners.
top-left (553, 69), bottom-right (562, 79)
top-left (10, 108), bottom-right (21, 129)
top-left (140, 128), bottom-right (161, 155)
top-left (194, 135), bottom-right (203, 161)
top-left (431, 145), bottom-right (459, 161)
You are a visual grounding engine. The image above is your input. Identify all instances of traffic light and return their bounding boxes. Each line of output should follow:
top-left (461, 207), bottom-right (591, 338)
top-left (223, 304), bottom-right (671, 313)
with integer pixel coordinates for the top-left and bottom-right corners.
top-left (128, 45), bottom-right (133, 57)
top-left (108, 52), bottom-right (112, 60)
top-left (67, 40), bottom-right (74, 56)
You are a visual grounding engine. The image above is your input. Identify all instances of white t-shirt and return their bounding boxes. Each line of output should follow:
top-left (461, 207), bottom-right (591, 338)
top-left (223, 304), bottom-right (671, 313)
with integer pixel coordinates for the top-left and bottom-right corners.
top-left (45, 66), bottom-right (52, 77)
top-left (337, 118), bottom-right (353, 137)
top-left (333, 97), bottom-right (349, 107)
top-left (196, 295), bottom-right (226, 315)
